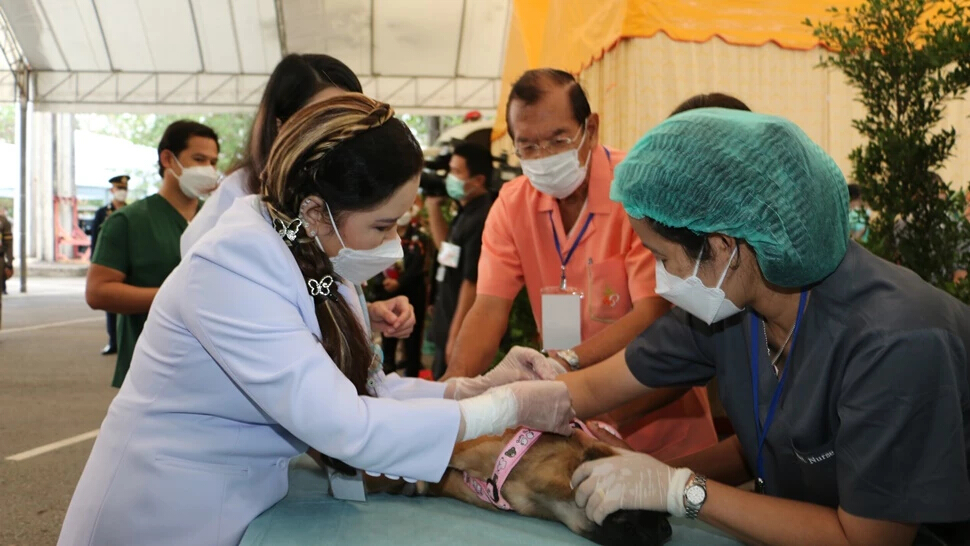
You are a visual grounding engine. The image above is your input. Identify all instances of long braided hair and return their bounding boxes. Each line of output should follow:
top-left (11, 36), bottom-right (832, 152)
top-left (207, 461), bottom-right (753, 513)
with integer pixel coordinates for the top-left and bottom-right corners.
top-left (261, 94), bottom-right (423, 395)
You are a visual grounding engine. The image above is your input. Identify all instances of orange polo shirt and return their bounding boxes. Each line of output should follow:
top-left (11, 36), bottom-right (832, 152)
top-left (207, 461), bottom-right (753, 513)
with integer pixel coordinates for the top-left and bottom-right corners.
top-left (478, 146), bottom-right (655, 338)
top-left (478, 145), bottom-right (717, 460)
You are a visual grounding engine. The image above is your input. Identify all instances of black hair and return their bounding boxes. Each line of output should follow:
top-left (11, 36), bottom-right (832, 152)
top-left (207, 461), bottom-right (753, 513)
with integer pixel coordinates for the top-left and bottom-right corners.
top-left (157, 120), bottom-right (219, 178)
top-left (646, 93), bottom-right (752, 263)
top-left (670, 93), bottom-right (751, 116)
top-left (451, 142), bottom-right (493, 184)
top-left (847, 183), bottom-right (861, 201)
top-left (238, 54), bottom-right (363, 194)
top-left (505, 68), bottom-right (591, 140)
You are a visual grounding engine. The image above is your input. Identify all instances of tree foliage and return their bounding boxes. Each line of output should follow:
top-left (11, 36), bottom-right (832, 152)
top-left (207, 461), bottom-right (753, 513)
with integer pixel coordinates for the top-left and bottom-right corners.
top-left (76, 112), bottom-right (253, 174)
top-left (808, 0), bottom-right (970, 301)
top-left (0, 104), bottom-right (15, 144)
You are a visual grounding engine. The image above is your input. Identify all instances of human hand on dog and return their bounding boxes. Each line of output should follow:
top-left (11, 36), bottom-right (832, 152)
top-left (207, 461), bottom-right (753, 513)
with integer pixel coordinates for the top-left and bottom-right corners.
top-left (444, 347), bottom-right (566, 400)
top-left (456, 380), bottom-right (576, 440)
top-left (506, 380), bottom-right (575, 435)
top-left (572, 450), bottom-right (694, 524)
top-left (368, 296), bottom-right (415, 338)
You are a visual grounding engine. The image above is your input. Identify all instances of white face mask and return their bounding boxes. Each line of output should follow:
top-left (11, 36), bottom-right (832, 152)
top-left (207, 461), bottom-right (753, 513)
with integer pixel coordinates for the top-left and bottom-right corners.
top-left (172, 157), bottom-right (220, 199)
top-left (654, 246), bottom-right (743, 325)
top-left (520, 128), bottom-right (591, 199)
top-left (319, 202), bottom-right (404, 285)
top-left (113, 190), bottom-right (128, 202)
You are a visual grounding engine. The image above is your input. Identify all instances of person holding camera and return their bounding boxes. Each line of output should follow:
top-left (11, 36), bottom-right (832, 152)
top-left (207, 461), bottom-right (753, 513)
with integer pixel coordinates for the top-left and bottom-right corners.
top-left (425, 142), bottom-right (493, 379)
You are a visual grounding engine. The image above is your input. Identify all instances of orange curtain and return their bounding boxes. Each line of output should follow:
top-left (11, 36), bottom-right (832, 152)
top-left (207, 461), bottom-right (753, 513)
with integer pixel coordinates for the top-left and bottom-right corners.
top-left (580, 34), bottom-right (970, 190)
top-left (495, 0), bottom-right (866, 138)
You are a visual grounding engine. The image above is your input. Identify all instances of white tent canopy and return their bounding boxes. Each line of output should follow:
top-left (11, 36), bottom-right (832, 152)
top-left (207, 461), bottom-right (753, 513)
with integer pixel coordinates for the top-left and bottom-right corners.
top-left (0, 0), bottom-right (510, 114)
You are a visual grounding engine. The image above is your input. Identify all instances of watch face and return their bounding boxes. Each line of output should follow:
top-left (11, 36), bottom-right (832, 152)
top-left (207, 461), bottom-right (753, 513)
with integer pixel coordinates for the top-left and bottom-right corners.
top-left (686, 484), bottom-right (706, 505)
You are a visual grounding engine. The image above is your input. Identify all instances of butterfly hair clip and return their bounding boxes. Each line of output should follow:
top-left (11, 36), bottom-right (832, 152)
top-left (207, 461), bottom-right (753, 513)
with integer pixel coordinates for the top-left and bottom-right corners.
top-left (274, 217), bottom-right (303, 246)
top-left (308, 275), bottom-right (338, 301)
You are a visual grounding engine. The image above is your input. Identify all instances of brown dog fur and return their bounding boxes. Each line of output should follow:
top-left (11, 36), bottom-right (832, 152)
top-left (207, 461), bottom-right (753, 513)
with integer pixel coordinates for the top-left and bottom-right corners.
top-left (359, 428), bottom-right (618, 536)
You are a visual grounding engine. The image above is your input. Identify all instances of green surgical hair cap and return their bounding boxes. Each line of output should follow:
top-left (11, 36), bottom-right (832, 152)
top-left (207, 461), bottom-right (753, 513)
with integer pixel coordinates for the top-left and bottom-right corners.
top-left (611, 108), bottom-right (849, 287)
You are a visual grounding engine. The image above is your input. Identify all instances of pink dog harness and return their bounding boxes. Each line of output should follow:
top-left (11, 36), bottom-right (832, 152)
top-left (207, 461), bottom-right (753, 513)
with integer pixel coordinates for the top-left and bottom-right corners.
top-left (462, 420), bottom-right (619, 510)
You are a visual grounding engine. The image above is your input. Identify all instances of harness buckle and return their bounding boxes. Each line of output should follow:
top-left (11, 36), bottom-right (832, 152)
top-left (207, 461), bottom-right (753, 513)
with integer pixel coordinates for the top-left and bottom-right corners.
top-left (485, 477), bottom-right (500, 503)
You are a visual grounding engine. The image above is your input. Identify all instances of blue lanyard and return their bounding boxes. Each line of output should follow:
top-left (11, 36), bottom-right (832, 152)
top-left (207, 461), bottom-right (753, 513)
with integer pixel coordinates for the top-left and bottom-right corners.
top-left (750, 290), bottom-right (808, 493)
top-left (548, 212), bottom-right (594, 289)
top-left (546, 146), bottom-right (607, 289)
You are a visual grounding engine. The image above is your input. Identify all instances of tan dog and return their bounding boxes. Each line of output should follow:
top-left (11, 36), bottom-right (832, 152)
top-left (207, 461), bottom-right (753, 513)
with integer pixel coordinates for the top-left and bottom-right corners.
top-left (351, 428), bottom-right (673, 546)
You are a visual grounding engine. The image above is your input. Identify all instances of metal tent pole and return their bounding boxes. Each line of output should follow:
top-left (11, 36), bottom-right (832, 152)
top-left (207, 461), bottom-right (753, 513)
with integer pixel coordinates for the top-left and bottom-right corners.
top-left (16, 63), bottom-right (27, 292)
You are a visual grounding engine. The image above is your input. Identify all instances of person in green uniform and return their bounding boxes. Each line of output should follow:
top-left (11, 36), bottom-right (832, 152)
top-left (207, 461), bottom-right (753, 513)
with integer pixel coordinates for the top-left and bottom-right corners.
top-left (86, 120), bottom-right (220, 387)
top-left (89, 174), bottom-right (129, 355)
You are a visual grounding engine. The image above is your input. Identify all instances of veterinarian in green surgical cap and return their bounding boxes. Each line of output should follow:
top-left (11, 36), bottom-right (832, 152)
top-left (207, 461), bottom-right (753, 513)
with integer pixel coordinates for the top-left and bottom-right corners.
top-left (532, 108), bottom-right (970, 546)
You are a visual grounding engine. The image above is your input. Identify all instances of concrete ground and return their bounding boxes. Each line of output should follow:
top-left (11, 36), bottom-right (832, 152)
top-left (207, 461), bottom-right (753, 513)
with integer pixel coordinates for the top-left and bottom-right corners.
top-left (0, 273), bottom-right (439, 545)
top-left (0, 276), bottom-right (117, 546)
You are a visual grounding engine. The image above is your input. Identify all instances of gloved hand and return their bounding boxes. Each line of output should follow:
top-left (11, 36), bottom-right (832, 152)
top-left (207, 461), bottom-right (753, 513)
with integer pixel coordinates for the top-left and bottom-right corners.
top-left (445, 346), bottom-right (567, 400)
top-left (571, 450), bottom-right (694, 524)
top-left (457, 380), bottom-right (576, 440)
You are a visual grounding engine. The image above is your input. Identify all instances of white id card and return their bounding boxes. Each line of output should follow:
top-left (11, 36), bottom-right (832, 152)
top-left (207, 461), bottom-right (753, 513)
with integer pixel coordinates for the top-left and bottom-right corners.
top-left (435, 264), bottom-right (446, 282)
top-left (540, 287), bottom-right (583, 351)
top-left (437, 241), bottom-right (461, 268)
top-left (327, 466), bottom-right (367, 502)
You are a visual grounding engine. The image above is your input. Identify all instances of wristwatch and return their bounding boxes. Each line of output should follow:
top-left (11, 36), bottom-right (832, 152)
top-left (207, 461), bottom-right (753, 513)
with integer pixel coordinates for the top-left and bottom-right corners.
top-left (684, 473), bottom-right (707, 519)
top-left (557, 349), bottom-right (581, 371)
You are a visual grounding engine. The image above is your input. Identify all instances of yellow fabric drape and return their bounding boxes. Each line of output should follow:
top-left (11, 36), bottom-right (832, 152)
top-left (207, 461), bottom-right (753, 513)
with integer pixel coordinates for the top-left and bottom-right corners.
top-left (495, 0), bottom-right (866, 138)
top-left (578, 35), bottom-right (970, 190)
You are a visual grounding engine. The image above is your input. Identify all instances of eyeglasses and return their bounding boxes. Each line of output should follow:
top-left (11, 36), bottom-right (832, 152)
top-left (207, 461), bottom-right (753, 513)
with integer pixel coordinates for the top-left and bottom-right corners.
top-left (513, 122), bottom-right (586, 160)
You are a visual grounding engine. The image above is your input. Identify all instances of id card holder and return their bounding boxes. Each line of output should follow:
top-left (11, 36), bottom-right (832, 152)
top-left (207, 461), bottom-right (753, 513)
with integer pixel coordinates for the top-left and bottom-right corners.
top-left (438, 241), bottom-right (461, 268)
top-left (540, 286), bottom-right (584, 351)
top-left (327, 466), bottom-right (367, 502)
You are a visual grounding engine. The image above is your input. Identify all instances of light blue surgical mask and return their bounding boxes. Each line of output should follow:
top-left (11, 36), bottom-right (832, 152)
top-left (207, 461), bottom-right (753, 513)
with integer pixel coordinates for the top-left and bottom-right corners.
top-left (445, 174), bottom-right (467, 201)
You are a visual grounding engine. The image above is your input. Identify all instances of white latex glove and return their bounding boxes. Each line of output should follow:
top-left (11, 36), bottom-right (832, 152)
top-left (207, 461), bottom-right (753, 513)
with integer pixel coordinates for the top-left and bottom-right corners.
top-left (445, 346), bottom-right (567, 400)
top-left (457, 380), bottom-right (575, 440)
top-left (571, 449), bottom-right (694, 524)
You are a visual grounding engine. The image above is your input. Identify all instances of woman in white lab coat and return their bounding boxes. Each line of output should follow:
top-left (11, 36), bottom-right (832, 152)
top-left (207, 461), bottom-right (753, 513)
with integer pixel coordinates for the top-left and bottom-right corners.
top-left (58, 94), bottom-right (575, 546)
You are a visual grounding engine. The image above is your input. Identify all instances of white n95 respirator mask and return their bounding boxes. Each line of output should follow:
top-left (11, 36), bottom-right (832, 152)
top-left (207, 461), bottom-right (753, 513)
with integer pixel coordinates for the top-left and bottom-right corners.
top-left (317, 202), bottom-right (404, 285)
top-left (172, 157), bottom-right (220, 199)
top-left (654, 246), bottom-right (743, 325)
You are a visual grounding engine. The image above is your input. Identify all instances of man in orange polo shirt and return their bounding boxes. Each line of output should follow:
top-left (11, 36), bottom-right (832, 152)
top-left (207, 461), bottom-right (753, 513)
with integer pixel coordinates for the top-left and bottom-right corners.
top-left (447, 69), bottom-right (717, 460)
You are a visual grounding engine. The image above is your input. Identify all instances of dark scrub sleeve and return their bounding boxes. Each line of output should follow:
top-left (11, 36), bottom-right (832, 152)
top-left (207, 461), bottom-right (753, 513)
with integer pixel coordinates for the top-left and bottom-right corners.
top-left (625, 307), bottom-right (719, 388)
top-left (91, 213), bottom-right (130, 274)
top-left (837, 327), bottom-right (970, 524)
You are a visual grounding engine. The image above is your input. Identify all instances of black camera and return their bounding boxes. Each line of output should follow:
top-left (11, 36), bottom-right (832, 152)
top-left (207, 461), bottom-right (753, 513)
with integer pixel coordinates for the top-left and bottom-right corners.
top-left (419, 169), bottom-right (448, 198)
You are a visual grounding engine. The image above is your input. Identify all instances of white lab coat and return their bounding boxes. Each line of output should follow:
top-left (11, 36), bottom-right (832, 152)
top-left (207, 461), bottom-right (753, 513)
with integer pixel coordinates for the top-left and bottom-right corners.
top-left (180, 168), bottom-right (250, 258)
top-left (58, 195), bottom-right (460, 546)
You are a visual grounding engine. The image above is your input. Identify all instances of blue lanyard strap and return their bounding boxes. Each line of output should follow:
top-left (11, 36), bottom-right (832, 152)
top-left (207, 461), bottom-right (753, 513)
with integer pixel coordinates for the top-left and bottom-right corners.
top-left (548, 212), bottom-right (594, 288)
top-left (750, 290), bottom-right (808, 491)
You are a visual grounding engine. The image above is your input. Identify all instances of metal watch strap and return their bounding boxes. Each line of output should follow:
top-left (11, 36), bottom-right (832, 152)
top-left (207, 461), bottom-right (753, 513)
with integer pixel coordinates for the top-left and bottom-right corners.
top-left (684, 474), bottom-right (707, 520)
top-left (559, 349), bottom-right (581, 371)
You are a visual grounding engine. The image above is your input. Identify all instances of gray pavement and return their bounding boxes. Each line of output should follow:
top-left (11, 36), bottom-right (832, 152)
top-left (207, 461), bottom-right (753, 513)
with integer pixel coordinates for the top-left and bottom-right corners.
top-left (1, 277), bottom-right (117, 546)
